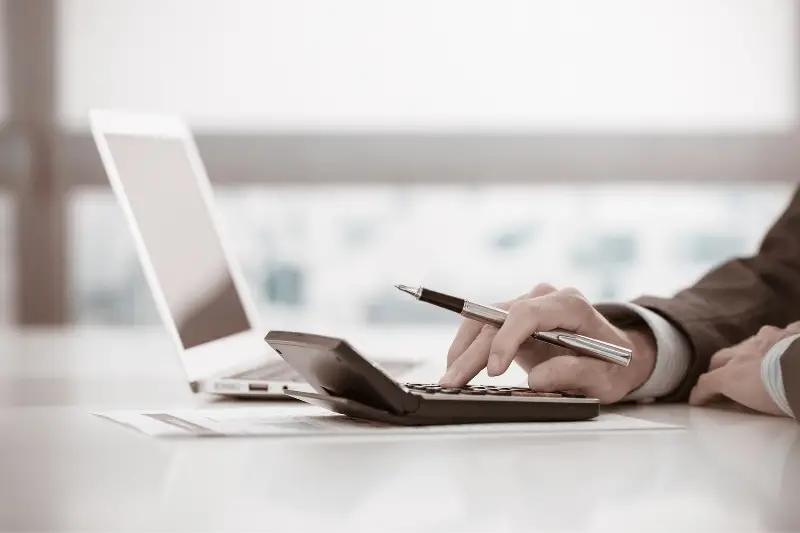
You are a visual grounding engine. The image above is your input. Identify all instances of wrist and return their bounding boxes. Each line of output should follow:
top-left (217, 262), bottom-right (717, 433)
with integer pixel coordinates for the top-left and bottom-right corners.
top-left (595, 302), bottom-right (691, 401)
top-left (620, 327), bottom-right (658, 393)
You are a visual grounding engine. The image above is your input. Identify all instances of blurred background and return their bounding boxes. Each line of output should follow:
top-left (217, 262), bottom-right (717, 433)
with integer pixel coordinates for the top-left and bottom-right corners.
top-left (1, 0), bottom-right (799, 335)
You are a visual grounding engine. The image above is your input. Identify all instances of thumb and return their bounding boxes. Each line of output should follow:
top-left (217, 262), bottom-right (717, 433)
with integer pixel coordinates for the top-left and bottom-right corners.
top-left (528, 354), bottom-right (624, 403)
top-left (527, 354), bottom-right (589, 393)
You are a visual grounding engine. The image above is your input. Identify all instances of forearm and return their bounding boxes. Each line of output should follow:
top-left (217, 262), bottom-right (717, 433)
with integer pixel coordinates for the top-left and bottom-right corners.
top-left (631, 188), bottom-right (800, 401)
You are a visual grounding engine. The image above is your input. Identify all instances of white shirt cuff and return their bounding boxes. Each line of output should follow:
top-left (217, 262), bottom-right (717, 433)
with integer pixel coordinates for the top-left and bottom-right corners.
top-left (761, 334), bottom-right (797, 418)
top-left (596, 302), bottom-right (691, 401)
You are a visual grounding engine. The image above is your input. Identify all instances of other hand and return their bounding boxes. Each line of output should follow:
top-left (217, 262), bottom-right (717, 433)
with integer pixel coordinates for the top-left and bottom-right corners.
top-left (440, 284), bottom-right (658, 403)
top-left (689, 322), bottom-right (800, 415)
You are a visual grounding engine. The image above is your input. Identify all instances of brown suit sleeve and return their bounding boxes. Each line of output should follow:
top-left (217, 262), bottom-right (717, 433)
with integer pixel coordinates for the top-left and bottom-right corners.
top-left (631, 186), bottom-right (800, 412)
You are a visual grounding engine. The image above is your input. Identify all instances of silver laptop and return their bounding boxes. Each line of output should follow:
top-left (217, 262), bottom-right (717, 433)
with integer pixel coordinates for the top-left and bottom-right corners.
top-left (89, 109), bottom-right (419, 398)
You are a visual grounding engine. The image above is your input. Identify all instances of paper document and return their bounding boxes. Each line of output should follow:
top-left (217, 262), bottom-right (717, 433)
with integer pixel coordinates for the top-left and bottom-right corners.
top-left (94, 405), bottom-right (680, 438)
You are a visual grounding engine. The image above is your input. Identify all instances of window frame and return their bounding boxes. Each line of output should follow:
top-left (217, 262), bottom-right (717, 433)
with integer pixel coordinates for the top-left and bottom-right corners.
top-left (54, 131), bottom-right (800, 186)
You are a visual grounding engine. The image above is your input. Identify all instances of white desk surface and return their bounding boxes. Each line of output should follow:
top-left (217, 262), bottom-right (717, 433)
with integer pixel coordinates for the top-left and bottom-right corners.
top-left (1, 326), bottom-right (798, 532)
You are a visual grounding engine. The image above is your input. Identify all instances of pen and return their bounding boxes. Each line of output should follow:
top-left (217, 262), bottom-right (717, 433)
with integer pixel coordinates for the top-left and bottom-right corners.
top-left (394, 284), bottom-right (632, 367)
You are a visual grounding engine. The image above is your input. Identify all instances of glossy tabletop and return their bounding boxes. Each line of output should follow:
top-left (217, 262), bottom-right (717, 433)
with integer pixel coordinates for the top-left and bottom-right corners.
top-left (1, 326), bottom-right (799, 532)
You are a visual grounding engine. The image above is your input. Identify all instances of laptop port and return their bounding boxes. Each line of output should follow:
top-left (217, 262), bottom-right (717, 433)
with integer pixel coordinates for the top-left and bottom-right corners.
top-left (248, 383), bottom-right (270, 392)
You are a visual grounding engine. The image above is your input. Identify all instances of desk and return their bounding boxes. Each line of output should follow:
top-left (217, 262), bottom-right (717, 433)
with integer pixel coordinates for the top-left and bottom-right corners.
top-left (1, 327), bottom-right (799, 532)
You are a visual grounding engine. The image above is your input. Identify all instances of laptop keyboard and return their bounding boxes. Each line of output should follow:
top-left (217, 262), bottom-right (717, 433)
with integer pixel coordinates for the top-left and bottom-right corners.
top-left (232, 360), bottom-right (419, 382)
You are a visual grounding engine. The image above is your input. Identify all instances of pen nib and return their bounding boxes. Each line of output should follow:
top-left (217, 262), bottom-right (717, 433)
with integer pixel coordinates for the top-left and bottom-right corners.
top-left (394, 284), bottom-right (420, 299)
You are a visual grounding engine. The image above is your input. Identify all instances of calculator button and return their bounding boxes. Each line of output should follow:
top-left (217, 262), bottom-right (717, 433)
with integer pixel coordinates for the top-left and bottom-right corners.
top-left (510, 390), bottom-right (545, 397)
top-left (439, 388), bottom-right (462, 394)
top-left (511, 390), bottom-right (565, 398)
top-left (486, 389), bottom-right (512, 396)
top-left (461, 389), bottom-right (487, 395)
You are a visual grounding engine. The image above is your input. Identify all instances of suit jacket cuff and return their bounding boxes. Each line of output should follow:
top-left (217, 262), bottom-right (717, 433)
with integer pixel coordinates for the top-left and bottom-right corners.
top-left (595, 302), bottom-right (691, 401)
top-left (631, 295), bottom-right (736, 401)
top-left (761, 335), bottom-right (797, 418)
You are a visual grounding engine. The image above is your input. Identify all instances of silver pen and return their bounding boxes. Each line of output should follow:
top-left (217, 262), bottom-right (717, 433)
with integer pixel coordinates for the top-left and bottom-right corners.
top-left (394, 284), bottom-right (632, 367)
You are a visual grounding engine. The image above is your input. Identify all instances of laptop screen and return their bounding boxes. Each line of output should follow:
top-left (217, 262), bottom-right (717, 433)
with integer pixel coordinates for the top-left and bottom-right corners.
top-left (104, 133), bottom-right (252, 350)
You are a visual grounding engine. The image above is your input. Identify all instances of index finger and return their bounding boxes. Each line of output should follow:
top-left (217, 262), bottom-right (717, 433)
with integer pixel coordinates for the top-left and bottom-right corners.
top-left (447, 305), bottom-right (504, 367)
top-left (689, 366), bottom-right (728, 406)
top-left (708, 333), bottom-right (766, 371)
top-left (488, 288), bottom-right (604, 376)
top-left (446, 283), bottom-right (556, 367)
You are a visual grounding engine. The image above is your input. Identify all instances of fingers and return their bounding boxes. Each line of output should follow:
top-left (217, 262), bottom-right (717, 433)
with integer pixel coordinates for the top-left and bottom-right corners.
top-left (525, 283), bottom-right (559, 299)
top-left (446, 283), bottom-right (556, 368)
top-left (756, 325), bottom-right (783, 350)
top-left (708, 348), bottom-right (738, 371)
top-left (689, 366), bottom-right (727, 406)
top-left (690, 359), bottom-right (785, 415)
top-left (746, 325), bottom-right (787, 357)
top-left (757, 325), bottom-right (781, 337)
top-left (488, 287), bottom-right (596, 376)
top-left (708, 325), bottom-right (787, 371)
top-left (440, 325), bottom-right (498, 386)
top-left (694, 323), bottom-right (800, 412)
top-left (447, 316), bottom-right (493, 367)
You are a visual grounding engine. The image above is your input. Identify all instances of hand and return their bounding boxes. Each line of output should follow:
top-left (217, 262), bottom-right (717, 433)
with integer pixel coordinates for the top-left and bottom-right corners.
top-left (689, 322), bottom-right (800, 415)
top-left (439, 284), bottom-right (658, 403)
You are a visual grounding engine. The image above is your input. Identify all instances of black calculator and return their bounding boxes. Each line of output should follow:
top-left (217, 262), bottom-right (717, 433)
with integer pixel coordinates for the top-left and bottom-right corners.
top-left (265, 331), bottom-right (600, 425)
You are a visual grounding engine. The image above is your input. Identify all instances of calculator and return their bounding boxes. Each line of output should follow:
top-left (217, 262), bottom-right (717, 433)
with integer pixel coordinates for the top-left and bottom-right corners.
top-left (265, 330), bottom-right (600, 425)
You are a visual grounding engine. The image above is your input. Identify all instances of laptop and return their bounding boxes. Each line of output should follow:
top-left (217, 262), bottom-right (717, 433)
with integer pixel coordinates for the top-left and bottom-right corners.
top-left (89, 109), bottom-right (419, 398)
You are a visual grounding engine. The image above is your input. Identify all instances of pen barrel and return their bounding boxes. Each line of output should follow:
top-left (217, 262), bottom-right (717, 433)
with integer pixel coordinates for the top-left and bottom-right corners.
top-left (533, 331), bottom-right (632, 366)
top-left (461, 301), bottom-right (632, 367)
top-left (462, 300), bottom-right (507, 327)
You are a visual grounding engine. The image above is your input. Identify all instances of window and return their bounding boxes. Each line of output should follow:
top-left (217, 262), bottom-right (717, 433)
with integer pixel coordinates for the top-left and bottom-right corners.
top-left (68, 190), bottom-right (156, 324)
top-left (69, 183), bottom-right (794, 332)
top-left (0, 194), bottom-right (13, 325)
top-left (58, 0), bottom-right (796, 132)
top-left (56, 1), bottom-right (800, 333)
